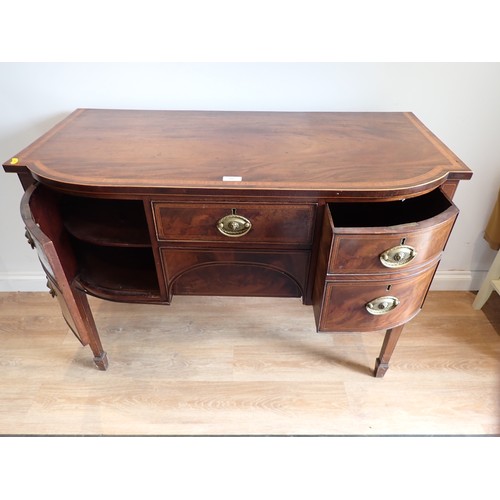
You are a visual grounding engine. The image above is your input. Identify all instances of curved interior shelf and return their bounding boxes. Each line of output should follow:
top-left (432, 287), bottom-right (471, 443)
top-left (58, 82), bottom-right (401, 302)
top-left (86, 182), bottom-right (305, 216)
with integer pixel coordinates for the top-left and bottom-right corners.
top-left (74, 243), bottom-right (161, 301)
top-left (61, 195), bottom-right (151, 247)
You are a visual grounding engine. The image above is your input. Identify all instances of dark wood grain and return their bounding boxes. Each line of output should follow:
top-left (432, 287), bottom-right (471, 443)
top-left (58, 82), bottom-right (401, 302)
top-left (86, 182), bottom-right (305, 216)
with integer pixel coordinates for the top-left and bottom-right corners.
top-left (162, 248), bottom-right (309, 299)
top-left (3, 109), bottom-right (472, 196)
top-left (317, 262), bottom-right (439, 332)
top-left (328, 190), bottom-right (459, 275)
top-left (153, 202), bottom-right (316, 245)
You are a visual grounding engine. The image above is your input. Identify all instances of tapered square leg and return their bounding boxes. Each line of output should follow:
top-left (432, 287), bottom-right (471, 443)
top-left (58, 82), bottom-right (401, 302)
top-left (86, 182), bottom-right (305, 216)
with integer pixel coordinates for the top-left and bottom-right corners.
top-left (71, 286), bottom-right (108, 370)
top-left (93, 352), bottom-right (109, 370)
top-left (374, 324), bottom-right (405, 377)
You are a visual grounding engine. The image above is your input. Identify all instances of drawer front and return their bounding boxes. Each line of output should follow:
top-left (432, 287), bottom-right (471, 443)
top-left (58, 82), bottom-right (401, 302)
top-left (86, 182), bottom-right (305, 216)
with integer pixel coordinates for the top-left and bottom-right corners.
top-left (317, 263), bottom-right (438, 332)
top-left (153, 202), bottom-right (316, 245)
top-left (161, 248), bottom-right (310, 298)
top-left (328, 196), bottom-right (458, 274)
top-left (328, 214), bottom-right (457, 274)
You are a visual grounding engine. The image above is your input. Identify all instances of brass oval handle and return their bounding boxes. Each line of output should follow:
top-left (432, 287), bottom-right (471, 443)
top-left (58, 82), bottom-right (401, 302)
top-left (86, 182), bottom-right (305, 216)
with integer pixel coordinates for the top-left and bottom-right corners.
top-left (217, 213), bottom-right (252, 237)
top-left (366, 296), bottom-right (400, 315)
top-left (380, 245), bottom-right (417, 268)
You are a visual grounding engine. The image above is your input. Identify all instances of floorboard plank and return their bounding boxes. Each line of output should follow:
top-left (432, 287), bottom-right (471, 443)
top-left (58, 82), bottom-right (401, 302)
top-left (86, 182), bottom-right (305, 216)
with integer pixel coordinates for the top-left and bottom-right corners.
top-left (1, 291), bottom-right (499, 435)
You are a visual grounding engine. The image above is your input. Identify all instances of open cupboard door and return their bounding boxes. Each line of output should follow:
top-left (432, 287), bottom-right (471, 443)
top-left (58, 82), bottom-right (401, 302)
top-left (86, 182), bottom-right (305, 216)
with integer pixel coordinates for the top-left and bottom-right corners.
top-left (20, 183), bottom-right (108, 369)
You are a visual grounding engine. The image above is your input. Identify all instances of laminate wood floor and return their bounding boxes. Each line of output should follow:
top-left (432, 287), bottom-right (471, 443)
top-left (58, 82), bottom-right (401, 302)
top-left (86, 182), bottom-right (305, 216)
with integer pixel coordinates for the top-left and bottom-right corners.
top-left (0, 291), bottom-right (499, 435)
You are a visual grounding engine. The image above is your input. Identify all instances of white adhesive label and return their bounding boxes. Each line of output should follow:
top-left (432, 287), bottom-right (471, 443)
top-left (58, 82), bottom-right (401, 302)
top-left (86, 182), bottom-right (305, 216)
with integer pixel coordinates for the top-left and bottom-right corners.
top-left (222, 176), bottom-right (243, 182)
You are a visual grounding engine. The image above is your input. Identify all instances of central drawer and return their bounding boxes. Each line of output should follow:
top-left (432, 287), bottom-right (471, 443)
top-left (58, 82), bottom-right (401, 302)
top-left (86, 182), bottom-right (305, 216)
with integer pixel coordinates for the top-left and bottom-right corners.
top-left (153, 202), bottom-right (316, 246)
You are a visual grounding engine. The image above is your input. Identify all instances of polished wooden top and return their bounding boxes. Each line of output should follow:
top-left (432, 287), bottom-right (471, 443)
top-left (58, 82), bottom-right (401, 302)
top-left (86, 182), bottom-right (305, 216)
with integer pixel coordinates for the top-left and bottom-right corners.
top-left (3, 109), bottom-right (472, 196)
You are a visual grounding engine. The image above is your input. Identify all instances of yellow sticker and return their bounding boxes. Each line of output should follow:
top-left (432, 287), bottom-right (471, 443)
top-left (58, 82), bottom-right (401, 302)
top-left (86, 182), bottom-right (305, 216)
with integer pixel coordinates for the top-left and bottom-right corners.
top-left (10, 157), bottom-right (19, 165)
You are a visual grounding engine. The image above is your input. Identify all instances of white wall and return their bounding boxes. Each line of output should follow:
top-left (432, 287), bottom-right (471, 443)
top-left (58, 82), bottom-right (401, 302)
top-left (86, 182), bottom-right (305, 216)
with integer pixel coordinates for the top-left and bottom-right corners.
top-left (1, 62), bottom-right (499, 291)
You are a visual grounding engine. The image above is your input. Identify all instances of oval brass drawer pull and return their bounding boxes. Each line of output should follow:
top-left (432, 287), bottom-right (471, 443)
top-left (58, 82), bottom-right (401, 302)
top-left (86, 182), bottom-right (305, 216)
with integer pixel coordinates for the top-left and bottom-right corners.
top-left (217, 213), bottom-right (252, 237)
top-left (366, 296), bottom-right (400, 315)
top-left (380, 245), bottom-right (417, 268)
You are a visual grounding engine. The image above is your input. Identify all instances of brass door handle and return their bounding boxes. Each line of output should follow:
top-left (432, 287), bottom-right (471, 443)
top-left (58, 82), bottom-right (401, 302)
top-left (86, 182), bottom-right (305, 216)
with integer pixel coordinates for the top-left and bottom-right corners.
top-left (24, 228), bottom-right (35, 249)
top-left (46, 280), bottom-right (56, 298)
top-left (217, 213), bottom-right (252, 237)
top-left (380, 245), bottom-right (417, 268)
top-left (366, 296), bottom-right (400, 315)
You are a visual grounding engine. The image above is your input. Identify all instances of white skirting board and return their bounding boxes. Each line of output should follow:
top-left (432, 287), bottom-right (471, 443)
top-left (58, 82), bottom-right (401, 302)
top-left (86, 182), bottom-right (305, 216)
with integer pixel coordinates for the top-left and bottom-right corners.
top-left (0, 272), bottom-right (49, 292)
top-left (429, 271), bottom-right (484, 291)
top-left (0, 270), bottom-right (486, 293)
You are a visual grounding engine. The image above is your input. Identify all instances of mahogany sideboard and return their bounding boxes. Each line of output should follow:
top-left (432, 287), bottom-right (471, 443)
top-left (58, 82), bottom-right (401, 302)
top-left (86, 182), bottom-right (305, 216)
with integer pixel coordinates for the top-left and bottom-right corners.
top-left (3, 109), bottom-right (472, 376)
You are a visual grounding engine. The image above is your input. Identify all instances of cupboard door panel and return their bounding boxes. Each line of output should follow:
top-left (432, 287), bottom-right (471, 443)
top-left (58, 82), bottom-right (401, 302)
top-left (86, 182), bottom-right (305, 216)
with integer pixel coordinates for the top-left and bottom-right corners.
top-left (21, 184), bottom-right (78, 284)
top-left (21, 184), bottom-right (90, 344)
